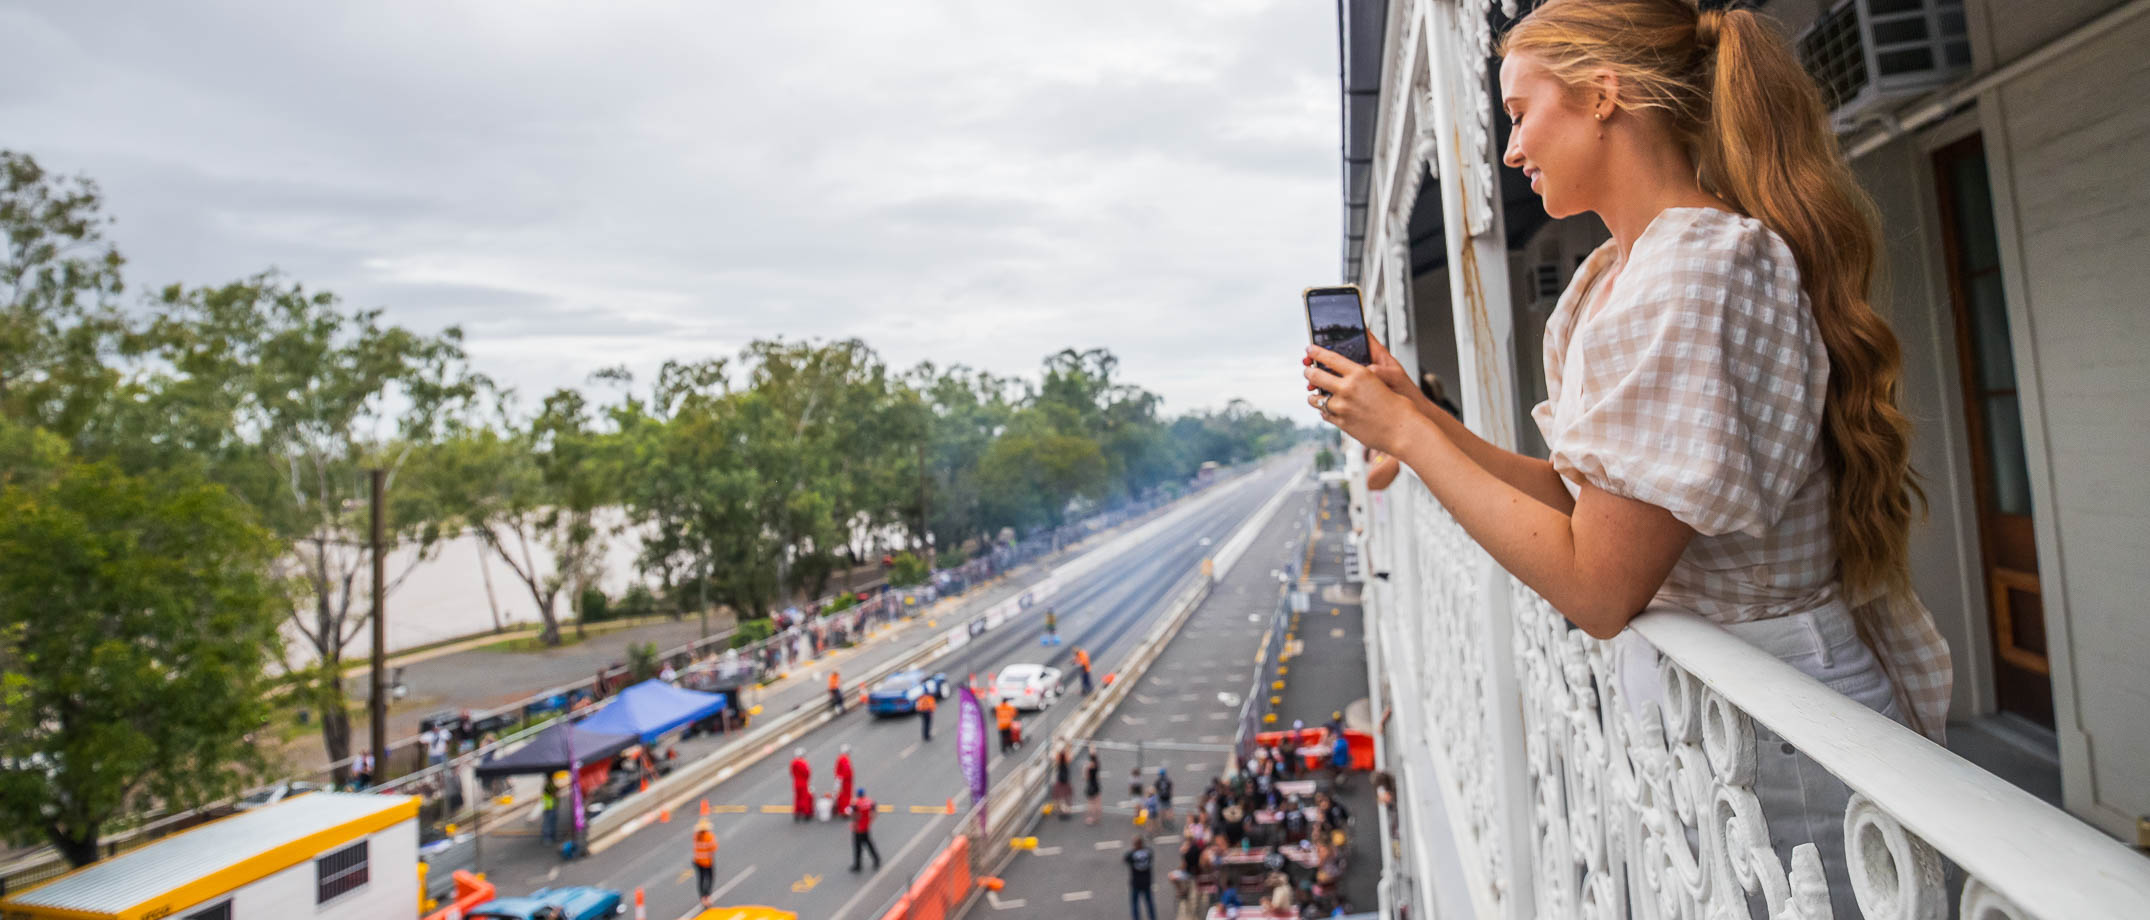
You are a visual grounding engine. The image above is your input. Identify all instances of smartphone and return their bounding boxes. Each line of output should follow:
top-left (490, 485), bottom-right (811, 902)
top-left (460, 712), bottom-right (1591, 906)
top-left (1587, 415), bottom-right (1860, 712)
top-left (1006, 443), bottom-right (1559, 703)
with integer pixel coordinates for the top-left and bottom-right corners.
top-left (1302, 285), bottom-right (1371, 390)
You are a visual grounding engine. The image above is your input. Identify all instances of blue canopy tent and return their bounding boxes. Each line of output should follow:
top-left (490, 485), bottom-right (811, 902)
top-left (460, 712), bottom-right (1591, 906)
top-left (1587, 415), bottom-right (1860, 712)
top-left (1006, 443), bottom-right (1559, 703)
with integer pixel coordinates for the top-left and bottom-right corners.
top-left (574, 679), bottom-right (728, 744)
top-left (471, 722), bottom-right (638, 778)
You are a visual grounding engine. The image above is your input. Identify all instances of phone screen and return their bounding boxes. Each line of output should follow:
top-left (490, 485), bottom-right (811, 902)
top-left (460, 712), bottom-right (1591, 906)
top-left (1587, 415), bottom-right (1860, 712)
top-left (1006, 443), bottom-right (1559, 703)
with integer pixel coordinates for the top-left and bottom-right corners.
top-left (1306, 288), bottom-right (1370, 366)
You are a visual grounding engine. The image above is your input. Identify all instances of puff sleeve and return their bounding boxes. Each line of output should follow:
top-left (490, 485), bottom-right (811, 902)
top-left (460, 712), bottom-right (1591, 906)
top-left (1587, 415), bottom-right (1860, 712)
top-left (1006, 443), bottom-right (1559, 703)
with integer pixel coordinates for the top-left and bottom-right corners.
top-left (1543, 214), bottom-right (1830, 538)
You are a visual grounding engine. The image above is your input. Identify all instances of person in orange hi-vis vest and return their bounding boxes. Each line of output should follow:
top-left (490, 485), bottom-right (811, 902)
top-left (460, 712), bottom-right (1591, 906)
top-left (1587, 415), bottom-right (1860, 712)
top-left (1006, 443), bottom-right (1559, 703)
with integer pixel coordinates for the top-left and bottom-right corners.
top-left (691, 819), bottom-right (719, 906)
top-left (995, 697), bottom-right (1018, 753)
top-left (828, 670), bottom-right (845, 714)
top-left (1074, 647), bottom-right (1094, 696)
top-left (915, 687), bottom-right (937, 742)
top-left (834, 744), bottom-right (855, 816)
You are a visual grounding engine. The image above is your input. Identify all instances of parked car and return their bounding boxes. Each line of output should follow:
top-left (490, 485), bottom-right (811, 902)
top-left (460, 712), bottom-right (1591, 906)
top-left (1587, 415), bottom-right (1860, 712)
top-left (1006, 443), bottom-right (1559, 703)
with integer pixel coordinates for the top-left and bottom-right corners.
top-left (466, 886), bottom-right (625, 920)
top-left (993, 663), bottom-right (1063, 712)
top-left (867, 670), bottom-right (950, 716)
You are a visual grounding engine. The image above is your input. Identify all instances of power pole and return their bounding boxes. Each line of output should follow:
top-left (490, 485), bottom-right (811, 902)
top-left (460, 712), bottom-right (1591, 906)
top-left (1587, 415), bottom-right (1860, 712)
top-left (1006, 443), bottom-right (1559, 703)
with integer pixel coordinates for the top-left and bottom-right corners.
top-left (369, 468), bottom-right (388, 776)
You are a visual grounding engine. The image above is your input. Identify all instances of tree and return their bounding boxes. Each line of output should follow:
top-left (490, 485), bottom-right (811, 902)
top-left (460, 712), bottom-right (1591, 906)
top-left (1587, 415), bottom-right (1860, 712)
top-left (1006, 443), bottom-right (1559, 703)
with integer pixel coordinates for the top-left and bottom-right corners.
top-left (0, 151), bottom-right (127, 442)
top-left (0, 422), bottom-right (285, 867)
top-left (142, 275), bottom-right (480, 779)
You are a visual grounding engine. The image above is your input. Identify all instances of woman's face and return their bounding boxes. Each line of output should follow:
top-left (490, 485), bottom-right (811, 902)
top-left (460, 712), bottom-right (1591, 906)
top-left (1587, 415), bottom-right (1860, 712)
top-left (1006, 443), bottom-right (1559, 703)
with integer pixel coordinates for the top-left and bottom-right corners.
top-left (1500, 52), bottom-right (1602, 219)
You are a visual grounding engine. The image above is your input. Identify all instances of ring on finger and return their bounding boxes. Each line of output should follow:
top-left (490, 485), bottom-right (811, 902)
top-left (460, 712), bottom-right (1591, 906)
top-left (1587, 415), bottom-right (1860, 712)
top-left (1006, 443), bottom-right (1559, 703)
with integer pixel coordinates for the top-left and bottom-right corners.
top-left (1317, 393), bottom-right (1332, 410)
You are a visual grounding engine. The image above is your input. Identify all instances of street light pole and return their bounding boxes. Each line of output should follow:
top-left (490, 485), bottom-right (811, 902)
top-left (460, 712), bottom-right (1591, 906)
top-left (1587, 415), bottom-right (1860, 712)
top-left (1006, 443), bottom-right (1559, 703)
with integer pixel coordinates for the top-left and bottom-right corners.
top-left (369, 468), bottom-right (388, 778)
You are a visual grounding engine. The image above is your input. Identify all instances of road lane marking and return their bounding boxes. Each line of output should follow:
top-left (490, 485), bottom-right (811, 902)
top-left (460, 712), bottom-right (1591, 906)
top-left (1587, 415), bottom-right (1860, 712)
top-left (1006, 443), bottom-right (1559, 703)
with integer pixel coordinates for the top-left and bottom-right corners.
top-left (703, 864), bottom-right (756, 906)
top-left (826, 812), bottom-right (954, 920)
top-left (898, 741), bottom-right (922, 760)
top-left (1063, 890), bottom-right (1093, 901)
top-left (1094, 839), bottom-right (1124, 850)
top-left (761, 805), bottom-right (791, 814)
top-left (1120, 715), bottom-right (1147, 725)
top-left (1167, 714), bottom-right (1191, 723)
top-left (986, 892), bottom-right (1028, 910)
top-left (712, 804), bottom-right (747, 813)
top-left (792, 871), bottom-right (823, 892)
top-left (1034, 846), bottom-right (1062, 855)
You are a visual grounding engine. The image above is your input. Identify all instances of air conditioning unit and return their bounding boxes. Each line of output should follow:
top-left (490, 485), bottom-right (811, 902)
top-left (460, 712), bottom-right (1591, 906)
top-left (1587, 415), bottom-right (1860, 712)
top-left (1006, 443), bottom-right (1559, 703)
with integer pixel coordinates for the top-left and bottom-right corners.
top-left (1798, 0), bottom-right (1973, 132)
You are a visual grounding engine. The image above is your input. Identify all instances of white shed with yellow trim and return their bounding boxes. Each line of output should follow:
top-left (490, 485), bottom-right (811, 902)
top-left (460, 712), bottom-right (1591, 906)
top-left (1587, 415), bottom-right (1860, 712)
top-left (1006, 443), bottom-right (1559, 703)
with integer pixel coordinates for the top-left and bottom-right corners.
top-left (0, 793), bottom-right (419, 920)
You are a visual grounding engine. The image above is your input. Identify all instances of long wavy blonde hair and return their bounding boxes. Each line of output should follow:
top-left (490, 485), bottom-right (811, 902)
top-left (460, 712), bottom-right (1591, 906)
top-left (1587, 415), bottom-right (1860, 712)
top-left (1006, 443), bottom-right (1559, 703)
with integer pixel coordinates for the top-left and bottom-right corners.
top-left (1502, 0), bottom-right (1925, 703)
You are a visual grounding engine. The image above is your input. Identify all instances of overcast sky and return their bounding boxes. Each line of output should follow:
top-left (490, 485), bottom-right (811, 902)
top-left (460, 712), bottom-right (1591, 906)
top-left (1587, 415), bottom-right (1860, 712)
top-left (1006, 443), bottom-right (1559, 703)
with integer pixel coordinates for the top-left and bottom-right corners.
top-left (3, 0), bottom-right (1339, 421)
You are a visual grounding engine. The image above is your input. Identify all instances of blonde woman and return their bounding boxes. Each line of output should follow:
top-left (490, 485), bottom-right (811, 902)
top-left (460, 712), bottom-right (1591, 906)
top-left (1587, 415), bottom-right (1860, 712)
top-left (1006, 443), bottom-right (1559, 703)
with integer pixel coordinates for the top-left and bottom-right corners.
top-left (1304, 0), bottom-right (1950, 910)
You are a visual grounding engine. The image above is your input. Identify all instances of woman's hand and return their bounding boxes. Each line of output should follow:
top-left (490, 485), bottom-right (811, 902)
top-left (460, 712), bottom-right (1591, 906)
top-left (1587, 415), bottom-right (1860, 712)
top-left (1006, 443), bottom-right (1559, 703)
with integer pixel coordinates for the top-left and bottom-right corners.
top-left (1304, 344), bottom-right (1423, 456)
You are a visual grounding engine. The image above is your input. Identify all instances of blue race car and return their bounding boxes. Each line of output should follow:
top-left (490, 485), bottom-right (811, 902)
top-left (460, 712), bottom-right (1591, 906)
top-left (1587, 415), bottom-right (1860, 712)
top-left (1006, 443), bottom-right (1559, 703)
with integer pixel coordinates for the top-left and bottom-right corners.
top-left (466, 886), bottom-right (625, 920)
top-left (867, 669), bottom-right (950, 716)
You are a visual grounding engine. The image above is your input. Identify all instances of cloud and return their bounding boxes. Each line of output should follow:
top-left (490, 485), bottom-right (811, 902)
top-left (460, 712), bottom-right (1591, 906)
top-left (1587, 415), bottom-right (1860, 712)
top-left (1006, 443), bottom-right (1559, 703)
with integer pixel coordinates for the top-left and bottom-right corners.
top-left (2, 0), bottom-right (1338, 422)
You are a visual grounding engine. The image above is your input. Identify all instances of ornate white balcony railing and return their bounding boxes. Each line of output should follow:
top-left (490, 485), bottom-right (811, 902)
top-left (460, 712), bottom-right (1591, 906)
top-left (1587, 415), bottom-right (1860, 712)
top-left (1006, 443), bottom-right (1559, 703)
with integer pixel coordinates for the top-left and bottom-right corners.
top-left (1362, 479), bottom-right (2150, 920)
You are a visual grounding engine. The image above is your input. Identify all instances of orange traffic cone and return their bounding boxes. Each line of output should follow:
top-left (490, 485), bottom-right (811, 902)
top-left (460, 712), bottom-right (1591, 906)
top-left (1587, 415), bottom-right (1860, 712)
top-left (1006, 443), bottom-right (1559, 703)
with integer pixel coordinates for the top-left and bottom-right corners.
top-left (658, 807), bottom-right (671, 824)
top-left (633, 887), bottom-right (647, 920)
top-left (945, 797), bottom-right (956, 814)
top-left (699, 798), bottom-right (711, 817)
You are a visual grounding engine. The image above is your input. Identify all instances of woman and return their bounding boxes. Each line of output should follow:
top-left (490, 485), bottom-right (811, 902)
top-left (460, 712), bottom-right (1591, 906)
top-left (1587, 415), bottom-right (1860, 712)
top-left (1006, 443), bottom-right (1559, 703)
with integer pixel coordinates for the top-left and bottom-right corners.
top-left (1051, 744), bottom-right (1075, 820)
top-left (1302, 0), bottom-right (1950, 911)
top-left (1084, 747), bottom-right (1103, 825)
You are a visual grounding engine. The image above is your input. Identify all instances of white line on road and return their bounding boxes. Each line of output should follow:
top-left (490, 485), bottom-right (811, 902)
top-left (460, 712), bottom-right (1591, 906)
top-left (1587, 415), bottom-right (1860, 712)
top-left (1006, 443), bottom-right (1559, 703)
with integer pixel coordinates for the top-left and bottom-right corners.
top-left (987, 892), bottom-right (1028, 910)
top-left (1153, 834), bottom-right (1180, 844)
top-left (1167, 714), bottom-right (1191, 723)
top-left (1095, 839), bottom-right (1124, 850)
top-left (897, 741), bottom-right (921, 760)
top-left (1120, 715), bottom-right (1147, 726)
top-left (673, 865), bottom-right (758, 920)
top-left (1063, 890), bottom-right (1094, 901)
top-left (1034, 846), bottom-right (1062, 856)
top-left (826, 811), bottom-right (953, 920)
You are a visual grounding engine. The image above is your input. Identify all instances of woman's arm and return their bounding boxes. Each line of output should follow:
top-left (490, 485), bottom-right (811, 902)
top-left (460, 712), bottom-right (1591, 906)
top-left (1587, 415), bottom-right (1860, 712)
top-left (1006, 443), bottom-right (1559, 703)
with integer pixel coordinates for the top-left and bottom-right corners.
top-left (1365, 454), bottom-right (1400, 491)
top-left (1352, 334), bottom-right (1574, 513)
top-left (1308, 346), bottom-right (1693, 638)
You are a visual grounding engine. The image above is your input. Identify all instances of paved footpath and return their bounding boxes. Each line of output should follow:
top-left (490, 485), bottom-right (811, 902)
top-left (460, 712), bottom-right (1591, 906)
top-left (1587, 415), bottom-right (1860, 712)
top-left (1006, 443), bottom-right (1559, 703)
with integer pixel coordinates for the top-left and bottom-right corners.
top-left (960, 479), bottom-right (1381, 918)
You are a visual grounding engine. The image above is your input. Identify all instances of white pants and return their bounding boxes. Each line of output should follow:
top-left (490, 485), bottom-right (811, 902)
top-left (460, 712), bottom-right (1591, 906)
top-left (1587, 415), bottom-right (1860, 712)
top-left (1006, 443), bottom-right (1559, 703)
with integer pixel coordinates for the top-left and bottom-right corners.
top-left (1614, 601), bottom-right (1903, 918)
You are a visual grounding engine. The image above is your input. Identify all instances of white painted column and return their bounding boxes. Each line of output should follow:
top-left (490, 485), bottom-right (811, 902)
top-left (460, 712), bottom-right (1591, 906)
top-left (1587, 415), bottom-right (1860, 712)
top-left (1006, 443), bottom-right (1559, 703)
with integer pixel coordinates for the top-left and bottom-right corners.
top-left (1423, 1), bottom-right (1533, 917)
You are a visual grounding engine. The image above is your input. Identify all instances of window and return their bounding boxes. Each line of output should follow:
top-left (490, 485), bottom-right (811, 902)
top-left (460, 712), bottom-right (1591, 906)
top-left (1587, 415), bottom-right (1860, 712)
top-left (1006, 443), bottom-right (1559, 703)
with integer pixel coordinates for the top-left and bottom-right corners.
top-left (316, 840), bottom-right (369, 904)
top-left (186, 904), bottom-right (232, 920)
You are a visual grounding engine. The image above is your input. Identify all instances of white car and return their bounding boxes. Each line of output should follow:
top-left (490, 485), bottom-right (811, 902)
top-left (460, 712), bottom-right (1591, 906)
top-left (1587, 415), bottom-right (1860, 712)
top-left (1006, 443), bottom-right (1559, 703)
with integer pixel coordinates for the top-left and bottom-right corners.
top-left (993, 663), bottom-right (1064, 712)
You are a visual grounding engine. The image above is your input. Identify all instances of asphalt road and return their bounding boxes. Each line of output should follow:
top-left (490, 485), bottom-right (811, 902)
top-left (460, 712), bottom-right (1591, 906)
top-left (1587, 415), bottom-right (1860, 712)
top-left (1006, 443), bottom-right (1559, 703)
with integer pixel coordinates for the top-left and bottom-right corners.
top-left (487, 462), bottom-right (1302, 920)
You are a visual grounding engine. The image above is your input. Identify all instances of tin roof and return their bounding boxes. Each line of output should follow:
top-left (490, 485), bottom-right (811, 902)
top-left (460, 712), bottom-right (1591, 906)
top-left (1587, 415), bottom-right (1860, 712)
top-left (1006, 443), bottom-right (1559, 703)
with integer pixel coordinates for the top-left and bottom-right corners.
top-left (1, 792), bottom-right (418, 920)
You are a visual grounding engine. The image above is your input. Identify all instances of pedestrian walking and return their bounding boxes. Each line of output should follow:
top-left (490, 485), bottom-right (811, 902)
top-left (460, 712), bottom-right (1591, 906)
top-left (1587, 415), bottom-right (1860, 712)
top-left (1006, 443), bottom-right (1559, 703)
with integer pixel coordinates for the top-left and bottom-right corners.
top-left (916, 686), bottom-right (937, 741)
top-left (1075, 647), bottom-right (1094, 696)
top-left (790, 748), bottom-right (814, 822)
top-left (834, 745), bottom-right (855, 817)
top-left (352, 750), bottom-right (374, 790)
top-left (1042, 608), bottom-right (1059, 645)
top-left (421, 727), bottom-right (446, 767)
top-left (1330, 729), bottom-right (1352, 791)
top-left (1125, 834), bottom-right (1158, 920)
top-left (995, 697), bottom-right (1018, 753)
top-left (1084, 747), bottom-right (1103, 825)
top-left (828, 670), bottom-right (845, 714)
top-left (1051, 745), bottom-right (1074, 819)
top-left (1154, 765), bottom-right (1175, 820)
top-left (848, 787), bottom-right (882, 871)
top-left (539, 776), bottom-right (560, 842)
top-left (691, 819), bottom-right (719, 907)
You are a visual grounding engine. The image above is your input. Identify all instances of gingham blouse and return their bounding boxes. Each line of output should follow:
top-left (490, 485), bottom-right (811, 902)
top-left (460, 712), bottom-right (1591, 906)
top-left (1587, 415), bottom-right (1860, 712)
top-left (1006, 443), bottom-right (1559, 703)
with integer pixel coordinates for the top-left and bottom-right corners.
top-left (1532, 207), bottom-right (1952, 738)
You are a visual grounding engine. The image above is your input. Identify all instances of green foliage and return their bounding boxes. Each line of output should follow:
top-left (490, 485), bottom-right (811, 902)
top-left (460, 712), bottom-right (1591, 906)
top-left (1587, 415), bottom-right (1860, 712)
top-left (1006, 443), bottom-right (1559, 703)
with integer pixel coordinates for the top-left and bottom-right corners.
top-left (888, 552), bottom-right (929, 587)
top-left (0, 152), bottom-right (127, 441)
top-left (579, 586), bottom-right (612, 623)
top-left (1315, 447), bottom-right (1338, 472)
top-left (731, 618), bottom-right (775, 649)
top-left (616, 583), bottom-right (657, 620)
top-left (824, 593), bottom-right (859, 614)
top-left (625, 641), bottom-right (662, 683)
top-left (0, 422), bottom-right (286, 866)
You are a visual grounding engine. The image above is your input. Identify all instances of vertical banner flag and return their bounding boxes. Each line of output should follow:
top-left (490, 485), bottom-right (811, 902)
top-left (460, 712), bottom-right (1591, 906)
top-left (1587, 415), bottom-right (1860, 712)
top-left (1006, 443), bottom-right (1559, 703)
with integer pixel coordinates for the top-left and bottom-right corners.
top-left (957, 687), bottom-right (989, 830)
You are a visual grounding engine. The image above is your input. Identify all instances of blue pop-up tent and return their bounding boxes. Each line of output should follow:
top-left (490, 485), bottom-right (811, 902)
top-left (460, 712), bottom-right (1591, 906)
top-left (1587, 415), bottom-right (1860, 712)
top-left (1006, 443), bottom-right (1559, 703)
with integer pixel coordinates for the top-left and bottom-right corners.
top-left (574, 679), bottom-right (728, 744)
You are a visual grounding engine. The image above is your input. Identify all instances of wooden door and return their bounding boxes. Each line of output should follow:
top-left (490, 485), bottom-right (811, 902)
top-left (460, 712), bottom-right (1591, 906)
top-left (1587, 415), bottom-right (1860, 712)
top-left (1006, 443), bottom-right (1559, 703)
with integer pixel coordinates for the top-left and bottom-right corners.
top-left (1932, 134), bottom-right (2052, 727)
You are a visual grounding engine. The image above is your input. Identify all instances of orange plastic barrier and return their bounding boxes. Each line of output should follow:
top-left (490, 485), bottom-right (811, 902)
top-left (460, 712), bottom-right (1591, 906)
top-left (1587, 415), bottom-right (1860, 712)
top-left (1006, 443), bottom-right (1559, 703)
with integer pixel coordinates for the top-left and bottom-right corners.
top-left (1251, 728), bottom-right (1375, 772)
top-left (421, 870), bottom-right (496, 920)
top-left (876, 834), bottom-right (972, 920)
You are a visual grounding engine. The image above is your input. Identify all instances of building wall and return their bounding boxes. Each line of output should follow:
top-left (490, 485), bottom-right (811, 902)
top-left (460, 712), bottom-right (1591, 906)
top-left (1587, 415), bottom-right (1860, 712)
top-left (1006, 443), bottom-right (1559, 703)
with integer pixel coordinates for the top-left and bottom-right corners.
top-left (177, 822), bottom-right (420, 919)
top-left (1979, 1), bottom-right (2150, 833)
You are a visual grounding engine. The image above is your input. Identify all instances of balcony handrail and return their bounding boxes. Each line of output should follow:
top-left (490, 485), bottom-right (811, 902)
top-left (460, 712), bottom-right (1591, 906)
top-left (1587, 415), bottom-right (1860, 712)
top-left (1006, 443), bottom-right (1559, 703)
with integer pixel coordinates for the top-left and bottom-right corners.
top-left (1630, 609), bottom-right (2150, 916)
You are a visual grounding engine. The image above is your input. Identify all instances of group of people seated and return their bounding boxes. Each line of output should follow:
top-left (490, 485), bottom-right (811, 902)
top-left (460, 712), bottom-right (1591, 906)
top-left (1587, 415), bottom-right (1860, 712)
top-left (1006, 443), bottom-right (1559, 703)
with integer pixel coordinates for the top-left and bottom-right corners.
top-left (1163, 749), bottom-right (1356, 918)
